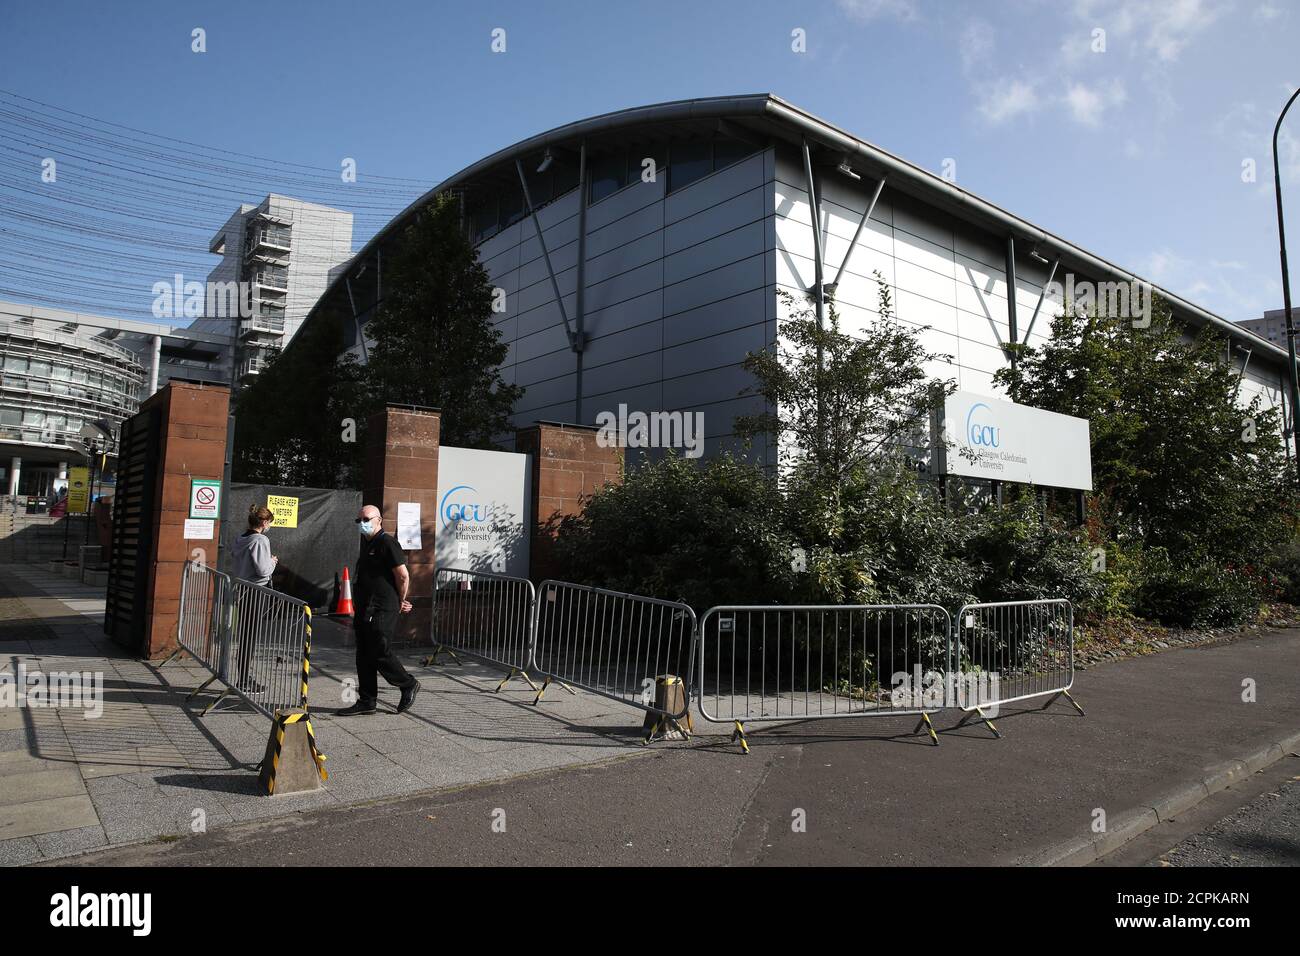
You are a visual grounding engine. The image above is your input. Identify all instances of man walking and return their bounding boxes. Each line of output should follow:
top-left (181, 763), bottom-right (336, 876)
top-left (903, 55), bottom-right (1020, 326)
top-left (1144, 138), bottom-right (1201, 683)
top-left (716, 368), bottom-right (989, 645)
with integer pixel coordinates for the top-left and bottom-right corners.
top-left (337, 504), bottom-right (421, 716)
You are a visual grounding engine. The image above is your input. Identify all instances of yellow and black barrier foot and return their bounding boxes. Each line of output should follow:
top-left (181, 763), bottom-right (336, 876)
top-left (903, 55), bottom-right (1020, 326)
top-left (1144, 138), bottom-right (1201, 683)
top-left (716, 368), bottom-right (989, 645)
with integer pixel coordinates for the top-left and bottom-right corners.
top-left (532, 676), bottom-right (552, 705)
top-left (914, 712), bottom-right (939, 746)
top-left (200, 687), bottom-right (231, 717)
top-left (642, 719), bottom-right (661, 746)
top-left (1063, 689), bottom-right (1086, 716)
top-left (976, 707), bottom-right (1001, 739)
top-left (186, 675), bottom-right (216, 702)
top-left (494, 668), bottom-right (538, 693)
top-left (670, 717), bottom-right (692, 740)
top-left (157, 647), bottom-right (186, 669)
top-left (421, 645), bottom-right (462, 667)
top-left (260, 709), bottom-right (328, 796)
top-left (731, 720), bottom-right (750, 755)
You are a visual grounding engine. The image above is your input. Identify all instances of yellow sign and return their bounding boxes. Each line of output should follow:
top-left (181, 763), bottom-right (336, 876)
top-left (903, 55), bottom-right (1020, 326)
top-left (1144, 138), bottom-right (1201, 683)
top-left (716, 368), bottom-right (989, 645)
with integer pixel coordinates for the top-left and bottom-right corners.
top-left (267, 495), bottom-right (299, 529)
top-left (67, 467), bottom-right (90, 514)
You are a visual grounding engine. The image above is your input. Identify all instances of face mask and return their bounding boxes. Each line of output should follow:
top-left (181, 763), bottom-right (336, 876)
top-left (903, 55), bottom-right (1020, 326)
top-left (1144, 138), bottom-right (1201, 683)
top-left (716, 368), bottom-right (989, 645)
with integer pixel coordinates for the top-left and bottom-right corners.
top-left (359, 520), bottom-right (375, 536)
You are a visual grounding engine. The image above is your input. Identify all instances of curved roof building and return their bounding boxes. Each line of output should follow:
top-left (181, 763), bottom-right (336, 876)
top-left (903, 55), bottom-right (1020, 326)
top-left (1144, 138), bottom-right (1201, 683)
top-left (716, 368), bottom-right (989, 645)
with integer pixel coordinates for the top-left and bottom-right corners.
top-left (291, 93), bottom-right (1293, 459)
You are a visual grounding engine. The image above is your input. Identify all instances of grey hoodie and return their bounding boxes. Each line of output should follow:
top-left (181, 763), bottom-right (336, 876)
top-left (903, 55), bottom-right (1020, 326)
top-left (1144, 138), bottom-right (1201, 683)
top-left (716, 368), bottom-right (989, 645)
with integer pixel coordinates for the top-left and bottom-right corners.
top-left (231, 530), bottom-right (275, 586)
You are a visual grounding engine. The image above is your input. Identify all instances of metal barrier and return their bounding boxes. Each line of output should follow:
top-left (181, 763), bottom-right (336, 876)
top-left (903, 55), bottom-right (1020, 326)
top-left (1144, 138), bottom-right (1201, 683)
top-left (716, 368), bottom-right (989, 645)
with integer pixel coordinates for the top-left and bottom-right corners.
top-left (531, 580), bottom-right (696, 729)
top-left (953, 598), bottom-right (1083, 737)
top-left (426, 567), bottom-right (539, 691)
top-left (696, 604), bottom-right (953, 751)
top-left (170, 560), bottom-right (312, 719)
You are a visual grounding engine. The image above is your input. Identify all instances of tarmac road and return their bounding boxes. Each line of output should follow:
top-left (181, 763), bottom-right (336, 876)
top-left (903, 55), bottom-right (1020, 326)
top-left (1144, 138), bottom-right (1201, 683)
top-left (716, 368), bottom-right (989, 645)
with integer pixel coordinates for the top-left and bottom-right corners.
top-left (58, 628), bottom-right (1300, 867)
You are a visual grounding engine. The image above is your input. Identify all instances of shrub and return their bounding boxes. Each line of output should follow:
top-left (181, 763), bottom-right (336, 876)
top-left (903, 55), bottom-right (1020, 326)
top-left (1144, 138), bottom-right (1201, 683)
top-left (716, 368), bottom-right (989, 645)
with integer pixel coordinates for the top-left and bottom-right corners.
top-left (1133, 550), bottom-right (1262, 627)
top-left (549, 453), bottom-right (797, 613)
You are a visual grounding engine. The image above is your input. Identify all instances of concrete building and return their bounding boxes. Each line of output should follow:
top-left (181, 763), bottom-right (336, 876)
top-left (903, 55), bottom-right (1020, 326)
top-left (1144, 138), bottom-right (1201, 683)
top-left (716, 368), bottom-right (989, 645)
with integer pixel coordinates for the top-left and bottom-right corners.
top-left (1237, 308), bottom-right (1300, 348)
top-left (189, 194), bottom-right (353, 381)
top-left (0, 299), bottom-right (230, 498)
top-left (281, 94), bottom-right (1297, 460)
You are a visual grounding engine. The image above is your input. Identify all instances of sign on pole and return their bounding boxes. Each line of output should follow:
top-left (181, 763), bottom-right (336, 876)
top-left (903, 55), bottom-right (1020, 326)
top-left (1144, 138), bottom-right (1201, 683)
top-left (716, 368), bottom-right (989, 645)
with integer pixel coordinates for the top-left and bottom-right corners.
top-left (189, 478), bottom-right (222, 519)
top-left (935, 391), bottom-right (1093, 491)
top-left (67, 466), bottom-right (90, 514)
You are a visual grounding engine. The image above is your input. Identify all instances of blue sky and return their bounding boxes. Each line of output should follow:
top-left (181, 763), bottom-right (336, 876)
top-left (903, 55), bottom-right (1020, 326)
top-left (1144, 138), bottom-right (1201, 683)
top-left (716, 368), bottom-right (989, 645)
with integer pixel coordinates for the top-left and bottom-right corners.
top-left (1, 0), bottom-right (1297, 323)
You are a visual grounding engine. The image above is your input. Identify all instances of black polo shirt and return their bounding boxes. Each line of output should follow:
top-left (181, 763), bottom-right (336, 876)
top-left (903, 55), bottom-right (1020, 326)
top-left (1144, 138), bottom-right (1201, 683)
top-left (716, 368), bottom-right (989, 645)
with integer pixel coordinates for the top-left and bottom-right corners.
top-left (354, 531), bottom-right (407, 611)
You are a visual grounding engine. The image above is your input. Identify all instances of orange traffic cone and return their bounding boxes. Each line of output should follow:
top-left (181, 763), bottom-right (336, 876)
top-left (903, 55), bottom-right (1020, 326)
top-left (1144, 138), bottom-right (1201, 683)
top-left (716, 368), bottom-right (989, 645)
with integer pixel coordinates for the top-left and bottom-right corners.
top-left (335, 567), bottom-right (355, 617)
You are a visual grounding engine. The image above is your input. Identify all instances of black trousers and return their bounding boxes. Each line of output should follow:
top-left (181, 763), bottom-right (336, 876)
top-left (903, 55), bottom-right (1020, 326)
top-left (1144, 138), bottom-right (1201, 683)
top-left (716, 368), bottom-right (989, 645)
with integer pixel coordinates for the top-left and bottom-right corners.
top-left (354, 606), bottom-right (416, 705)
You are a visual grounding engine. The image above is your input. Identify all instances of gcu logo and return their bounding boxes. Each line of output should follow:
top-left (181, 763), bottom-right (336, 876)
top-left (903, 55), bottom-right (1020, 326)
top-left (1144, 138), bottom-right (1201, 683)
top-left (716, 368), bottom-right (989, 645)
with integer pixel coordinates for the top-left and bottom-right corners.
top-left (439, 485), bottom-right (486, 528)
top-left (965, 403), bottom-right (1000, 448)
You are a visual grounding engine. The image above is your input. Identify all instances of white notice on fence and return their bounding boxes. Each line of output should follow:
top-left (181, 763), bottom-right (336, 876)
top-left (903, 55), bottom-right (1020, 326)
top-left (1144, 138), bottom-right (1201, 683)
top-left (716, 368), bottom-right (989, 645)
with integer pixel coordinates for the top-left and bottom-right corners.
top-left (396, 501), bottom-right (422, 550)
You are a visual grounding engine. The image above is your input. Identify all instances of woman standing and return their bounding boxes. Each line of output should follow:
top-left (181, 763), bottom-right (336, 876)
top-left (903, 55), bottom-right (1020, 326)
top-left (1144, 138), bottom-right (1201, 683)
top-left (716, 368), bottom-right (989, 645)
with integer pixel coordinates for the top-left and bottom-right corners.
top-left (230, 504), bottom-right (278, 694)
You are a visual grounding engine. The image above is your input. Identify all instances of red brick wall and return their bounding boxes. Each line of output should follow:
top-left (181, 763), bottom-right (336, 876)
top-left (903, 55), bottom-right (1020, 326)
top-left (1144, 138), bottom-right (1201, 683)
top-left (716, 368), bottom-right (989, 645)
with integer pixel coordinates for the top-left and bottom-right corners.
top-left (141, 382), bottom-right (231, 658)
top-left (515, 422), bottom-right (623, 582)
top-left (362, 406), bottom-right (440, 644)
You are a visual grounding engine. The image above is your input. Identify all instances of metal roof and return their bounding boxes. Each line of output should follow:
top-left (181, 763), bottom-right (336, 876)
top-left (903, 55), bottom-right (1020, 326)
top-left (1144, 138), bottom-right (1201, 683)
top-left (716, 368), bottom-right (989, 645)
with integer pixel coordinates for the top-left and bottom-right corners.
top-left (314, 93), bottom-right (1289, 371)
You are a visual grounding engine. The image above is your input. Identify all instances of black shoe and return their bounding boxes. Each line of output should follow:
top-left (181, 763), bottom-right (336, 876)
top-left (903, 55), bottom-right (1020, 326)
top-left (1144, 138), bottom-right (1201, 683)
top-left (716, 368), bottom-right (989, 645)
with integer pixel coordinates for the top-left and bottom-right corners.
top-left (397, 679), bottom-right (421, 714)
top-left (336, 700), bottom-right (377, 716)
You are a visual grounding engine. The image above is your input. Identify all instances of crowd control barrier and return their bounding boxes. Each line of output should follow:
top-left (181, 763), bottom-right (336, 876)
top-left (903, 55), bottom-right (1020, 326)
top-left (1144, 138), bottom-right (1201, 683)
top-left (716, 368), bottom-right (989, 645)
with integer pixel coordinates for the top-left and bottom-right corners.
top-left (426, 567), bottom-right (539, 691)
top-left (170, 559), bottom-right (313, 720)
top-left (695, 604), bottom-right (953, 751)
top-left (952, 598), bottom-right (1082, 737)
top-left (531, 580), bottom-right (696, 729)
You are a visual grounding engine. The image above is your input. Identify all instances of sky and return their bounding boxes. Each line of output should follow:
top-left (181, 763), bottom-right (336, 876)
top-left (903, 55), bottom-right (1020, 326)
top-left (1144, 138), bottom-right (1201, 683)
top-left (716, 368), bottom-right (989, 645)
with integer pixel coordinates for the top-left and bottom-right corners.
top-left (0, 0), bottom-right (1298, 324)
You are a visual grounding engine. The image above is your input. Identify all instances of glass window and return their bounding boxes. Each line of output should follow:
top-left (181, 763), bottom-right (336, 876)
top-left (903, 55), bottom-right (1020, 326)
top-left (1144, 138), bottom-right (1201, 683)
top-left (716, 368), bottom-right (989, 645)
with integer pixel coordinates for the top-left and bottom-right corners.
top-left (29, 360), bottom-right (51, 378)
top-left (0, 409), bottom-right (19, 425)
top-left (668, 140), bottom-right (711, 192)
top-left (52, 364), bottom-right (70, 381)
top-left (3, 355), bottom-right (26, 373)
top-left (713, 137), bottom-right (754, 169)
top-left (470, 198), bottom-right (499, 243)
top-left (71, 368), bottom-right (86, 383)
top-left (22, 410), bottom-right (42, 424)
top-left (590, 151), bottom-right (626, 203)
top-left (498, 187), bottom-right (524, 227)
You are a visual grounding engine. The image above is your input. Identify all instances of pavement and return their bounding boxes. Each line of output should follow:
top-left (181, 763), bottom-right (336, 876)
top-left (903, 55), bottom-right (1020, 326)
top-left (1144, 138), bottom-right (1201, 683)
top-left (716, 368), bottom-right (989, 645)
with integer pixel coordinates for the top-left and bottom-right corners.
top-left (3, 562), bottom-right (1300, 866)
top-left (0, 564), bottom-right (695, 865)
top-left (26, 602), bottom-right (1300, 866)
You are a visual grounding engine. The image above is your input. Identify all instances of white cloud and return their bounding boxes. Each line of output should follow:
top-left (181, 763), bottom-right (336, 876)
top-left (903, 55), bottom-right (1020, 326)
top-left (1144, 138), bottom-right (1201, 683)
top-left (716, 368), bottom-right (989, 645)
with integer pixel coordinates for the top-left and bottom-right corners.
top-left (1069, 0), bottom-right (1229, 63)
top-left (960, 20), bottom-right (995, 72)
top-left (976, 78), bottom-right (1041, 125)
top-left (1254, 3), bottom-right (1283, 20)
top-left (836, 0), bottom-right (920, 22)
top-left (1063, 78), bottom-right (1128, 126)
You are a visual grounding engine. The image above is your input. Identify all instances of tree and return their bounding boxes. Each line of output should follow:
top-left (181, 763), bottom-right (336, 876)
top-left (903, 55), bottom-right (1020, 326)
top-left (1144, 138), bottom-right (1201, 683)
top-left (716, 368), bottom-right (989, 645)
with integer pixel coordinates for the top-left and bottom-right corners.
top-left (234, 193), bottom-right (524, 486)
top-left (358, 194), bottom-right (522, 448)
top-left (735, 276), bottom-right (953, 489)
top-left (995, 296), bottom-right (1296, 624)
top-left (995, 297), bottom-right (1293, 566)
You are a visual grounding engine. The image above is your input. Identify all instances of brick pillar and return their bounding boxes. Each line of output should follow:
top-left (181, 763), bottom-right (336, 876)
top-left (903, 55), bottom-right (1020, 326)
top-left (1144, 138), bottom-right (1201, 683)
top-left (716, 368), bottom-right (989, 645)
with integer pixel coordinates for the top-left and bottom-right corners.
top-left (142, 382), bottom-right (231, 659)
top-left (362, 405), bottom-right (440, 644)
top-left (515, 422), bottom-right (623, 582)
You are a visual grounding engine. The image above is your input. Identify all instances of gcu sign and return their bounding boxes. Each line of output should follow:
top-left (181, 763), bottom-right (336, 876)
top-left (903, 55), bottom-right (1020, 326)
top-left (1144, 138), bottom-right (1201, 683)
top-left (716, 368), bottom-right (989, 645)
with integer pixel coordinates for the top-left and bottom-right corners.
top-left (937, 391), bottom-right (1092, 491)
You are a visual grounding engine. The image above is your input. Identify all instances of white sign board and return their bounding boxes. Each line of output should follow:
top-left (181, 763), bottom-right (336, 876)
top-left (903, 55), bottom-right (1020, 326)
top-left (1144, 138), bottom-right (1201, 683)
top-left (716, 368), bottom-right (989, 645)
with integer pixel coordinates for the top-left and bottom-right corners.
top-left (937, 391), bottom-right (1092, 491)
top-left (435, 446), bottom-right (531, 577)
top-left (396, 501), bottom-right (422, 550)
top-left (183, 518), bottom-right (214, 540)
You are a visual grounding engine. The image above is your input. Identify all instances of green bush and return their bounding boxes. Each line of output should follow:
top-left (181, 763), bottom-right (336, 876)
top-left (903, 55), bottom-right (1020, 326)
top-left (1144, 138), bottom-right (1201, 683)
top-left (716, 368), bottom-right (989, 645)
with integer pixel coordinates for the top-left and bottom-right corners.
top-left (550, 453), bottom-right (797, 613)
top-left (1133, 550), bottom-right (1262, 627)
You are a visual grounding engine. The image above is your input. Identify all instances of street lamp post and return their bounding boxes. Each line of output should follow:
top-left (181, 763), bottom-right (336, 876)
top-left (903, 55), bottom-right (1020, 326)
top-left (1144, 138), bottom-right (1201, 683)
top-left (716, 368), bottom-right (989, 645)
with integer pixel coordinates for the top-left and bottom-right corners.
top-left (1273, 85), bottom-right (1300, 487)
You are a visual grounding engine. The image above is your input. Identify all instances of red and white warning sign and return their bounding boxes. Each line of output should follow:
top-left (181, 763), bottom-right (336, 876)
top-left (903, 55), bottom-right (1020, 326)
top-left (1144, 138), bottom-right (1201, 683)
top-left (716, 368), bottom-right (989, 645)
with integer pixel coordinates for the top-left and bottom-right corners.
top-left (189, 478), bottom-right (222, 519)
